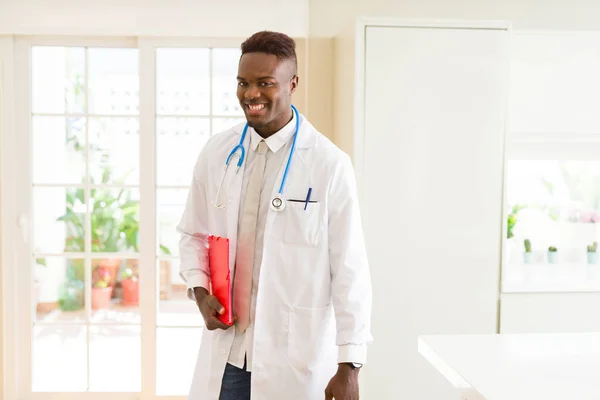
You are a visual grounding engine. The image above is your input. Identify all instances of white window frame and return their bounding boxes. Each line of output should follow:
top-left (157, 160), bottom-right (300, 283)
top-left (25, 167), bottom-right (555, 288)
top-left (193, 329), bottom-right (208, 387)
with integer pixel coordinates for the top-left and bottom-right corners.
top-left (3, 35), bottom-right (244, 400)
top-left (1, 34), bottom-right (19, 400)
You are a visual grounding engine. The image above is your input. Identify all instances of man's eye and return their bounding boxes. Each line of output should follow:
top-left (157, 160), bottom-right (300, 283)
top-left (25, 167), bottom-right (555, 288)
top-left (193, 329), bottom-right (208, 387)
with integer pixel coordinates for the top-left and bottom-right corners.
top-left (261, 82), bottom-right (273, 87)
top-left (238, 82), bottom-right (247, 87)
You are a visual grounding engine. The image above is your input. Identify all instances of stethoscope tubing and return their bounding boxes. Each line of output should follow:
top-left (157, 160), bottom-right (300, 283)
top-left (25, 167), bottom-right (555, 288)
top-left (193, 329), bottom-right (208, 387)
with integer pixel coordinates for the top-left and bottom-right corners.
top-left (214, 104), bottom-right (300, 209)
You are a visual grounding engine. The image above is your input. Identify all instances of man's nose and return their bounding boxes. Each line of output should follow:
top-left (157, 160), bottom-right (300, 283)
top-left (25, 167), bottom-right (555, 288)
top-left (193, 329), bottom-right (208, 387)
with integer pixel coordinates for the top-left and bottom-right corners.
top-left (244, 85), bottom-right (261, 100)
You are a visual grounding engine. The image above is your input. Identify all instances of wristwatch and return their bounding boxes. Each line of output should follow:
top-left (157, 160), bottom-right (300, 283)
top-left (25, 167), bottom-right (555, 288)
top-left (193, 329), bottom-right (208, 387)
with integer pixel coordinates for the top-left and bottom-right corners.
top-left (342, 362), bottom-right (363, 369)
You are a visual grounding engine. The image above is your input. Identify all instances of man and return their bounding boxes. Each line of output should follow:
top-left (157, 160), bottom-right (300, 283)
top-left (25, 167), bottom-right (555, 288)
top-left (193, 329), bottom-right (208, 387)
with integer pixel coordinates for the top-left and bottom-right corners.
top-left (177, 30), bottom-right (372, 400)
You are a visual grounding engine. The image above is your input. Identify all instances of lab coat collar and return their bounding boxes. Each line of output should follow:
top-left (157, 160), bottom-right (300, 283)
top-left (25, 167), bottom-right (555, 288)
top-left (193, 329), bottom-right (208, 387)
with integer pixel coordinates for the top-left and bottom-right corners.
top-left (249, 111), bottom-right (296, 154)
top-left (232, 110), bottom-right (316, 149)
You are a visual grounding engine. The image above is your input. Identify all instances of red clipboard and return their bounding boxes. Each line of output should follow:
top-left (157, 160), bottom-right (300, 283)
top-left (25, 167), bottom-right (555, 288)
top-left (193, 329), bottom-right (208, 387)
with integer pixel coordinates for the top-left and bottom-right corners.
top-left (207, 235), bottom-right (234, 326)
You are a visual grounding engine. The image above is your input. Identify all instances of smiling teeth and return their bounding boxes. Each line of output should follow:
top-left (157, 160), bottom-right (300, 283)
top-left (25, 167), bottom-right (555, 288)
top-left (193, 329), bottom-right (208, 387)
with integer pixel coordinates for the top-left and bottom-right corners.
top-left (248, 104), bottom-right (265, 111)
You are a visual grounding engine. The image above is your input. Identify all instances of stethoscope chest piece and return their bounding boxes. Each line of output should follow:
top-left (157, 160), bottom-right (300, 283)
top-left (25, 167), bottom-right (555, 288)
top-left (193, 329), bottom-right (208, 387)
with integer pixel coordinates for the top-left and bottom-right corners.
top-left (270, 196), bottom-right (286, 212)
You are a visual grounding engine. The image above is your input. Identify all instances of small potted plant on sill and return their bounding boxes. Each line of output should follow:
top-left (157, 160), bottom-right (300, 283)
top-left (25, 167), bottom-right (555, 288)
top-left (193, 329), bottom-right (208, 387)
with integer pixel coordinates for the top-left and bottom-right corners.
top-left (587, 241), bottom-right (598, 265)
top-left (121, 267), bottom-right (139, 306)
top-left (92, 266), bottom-right (113, 309)
top-left (547, 246), bottom-right (558, 264)
top-left (523, 239), bottom-right (533, 264)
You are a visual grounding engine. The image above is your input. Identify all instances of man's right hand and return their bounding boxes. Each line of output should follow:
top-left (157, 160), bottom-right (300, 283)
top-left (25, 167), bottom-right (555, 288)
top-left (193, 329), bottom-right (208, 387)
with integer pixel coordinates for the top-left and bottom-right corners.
top-left (194, 287), bottom-right (234, 330)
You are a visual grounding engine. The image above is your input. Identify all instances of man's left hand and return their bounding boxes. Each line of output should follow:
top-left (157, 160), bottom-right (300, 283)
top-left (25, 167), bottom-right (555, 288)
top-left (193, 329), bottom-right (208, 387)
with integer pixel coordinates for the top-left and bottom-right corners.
top-left (324, 364), bottom-right (360, 400)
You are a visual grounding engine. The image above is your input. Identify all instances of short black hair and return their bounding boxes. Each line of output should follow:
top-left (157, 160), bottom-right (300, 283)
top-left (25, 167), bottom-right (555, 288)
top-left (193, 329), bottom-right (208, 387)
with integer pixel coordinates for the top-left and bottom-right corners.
top-left (240, 31), bottom-right (297, 72)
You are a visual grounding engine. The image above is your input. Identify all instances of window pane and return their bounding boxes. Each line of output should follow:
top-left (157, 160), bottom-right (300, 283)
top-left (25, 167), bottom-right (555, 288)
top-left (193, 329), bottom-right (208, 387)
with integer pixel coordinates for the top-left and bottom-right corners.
top-left (212, 117), bottom-right (246, 135)
top-left (32, 46), bottom-right (85, 114)
top-left (156, 48), bottom-right (210, 115)
top-left (91, 258), bottom-right (140, 324)
top-left (34, 257), bottom-right (85, 323)
top-left (89, 325), bottom-right (141, 392)
top-left (156, 328), bottom-right (202, 395)
top-left (32, 326), bottom-right (87, 392)
top-left (33, 116), bottom-right (86, 184)
top-left (158, 259), bottom-right (203, 327)
top-left (505, 160), bottom-right (600, 267)
top-left (212, 48), bottom-right (243, 116)
top-left (157, 189), bottom-right (188, 256)
top-left (91, 188), bottom-right (139, 253)
top-left (156, 117), bottom-right (210, 186)
top-left (88, 48), bottom-right (139, 115)
top-left (33, 187), bottom-right (86, 254)
top-left (88, 117), bottom-right (139, 185)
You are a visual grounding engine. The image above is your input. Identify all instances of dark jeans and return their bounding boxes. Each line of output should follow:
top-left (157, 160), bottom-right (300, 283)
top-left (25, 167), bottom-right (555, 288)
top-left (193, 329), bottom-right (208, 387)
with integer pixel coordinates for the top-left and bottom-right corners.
top-left (219, 360), bottom-right (251, 400)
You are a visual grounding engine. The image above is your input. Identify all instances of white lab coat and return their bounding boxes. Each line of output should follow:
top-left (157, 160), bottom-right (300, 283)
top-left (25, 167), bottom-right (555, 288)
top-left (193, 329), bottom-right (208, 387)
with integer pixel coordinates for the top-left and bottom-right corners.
top-left (177, 113), bottom-right (372, 400)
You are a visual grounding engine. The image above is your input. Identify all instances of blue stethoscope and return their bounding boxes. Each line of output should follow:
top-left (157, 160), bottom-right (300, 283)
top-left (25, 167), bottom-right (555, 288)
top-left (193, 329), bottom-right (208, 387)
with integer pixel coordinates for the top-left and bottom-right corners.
top-left (211, 104), bottom-right (300, 212)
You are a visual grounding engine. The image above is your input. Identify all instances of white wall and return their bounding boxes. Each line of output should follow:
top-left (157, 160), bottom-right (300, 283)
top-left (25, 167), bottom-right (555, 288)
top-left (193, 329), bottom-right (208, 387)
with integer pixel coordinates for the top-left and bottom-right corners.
top-left (311, 0), bottom-right (600, 37)
top-left (326, 0), bottom-right (600, 156)
top-left (0, 0), bottom-right (309, 37)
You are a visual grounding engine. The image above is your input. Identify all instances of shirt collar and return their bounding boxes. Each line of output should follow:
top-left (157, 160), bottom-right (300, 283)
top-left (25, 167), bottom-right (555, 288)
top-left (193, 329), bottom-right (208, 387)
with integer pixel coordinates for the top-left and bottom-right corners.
top-left (249, 112), bottom-right (297, 154)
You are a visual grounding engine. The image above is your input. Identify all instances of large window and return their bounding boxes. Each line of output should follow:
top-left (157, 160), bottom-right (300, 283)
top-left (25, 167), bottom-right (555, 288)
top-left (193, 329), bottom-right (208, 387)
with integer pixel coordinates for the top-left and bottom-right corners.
top-left (10, 38), bottom-right (245, 399)
top-left (502, 32), bottom-right (600, 292)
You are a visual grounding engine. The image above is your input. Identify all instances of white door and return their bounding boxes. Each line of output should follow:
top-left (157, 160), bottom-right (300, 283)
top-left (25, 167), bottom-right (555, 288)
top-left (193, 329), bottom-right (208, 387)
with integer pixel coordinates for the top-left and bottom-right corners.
top-left (358, 24), bottom-right (508, 399)
top-left (8, 36), bottom-right (245, 399)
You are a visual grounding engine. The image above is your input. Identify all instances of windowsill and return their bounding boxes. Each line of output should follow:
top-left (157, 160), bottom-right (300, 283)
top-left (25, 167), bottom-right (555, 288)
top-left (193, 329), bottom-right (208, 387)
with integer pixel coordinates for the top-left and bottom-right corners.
top-left (502, 262), bottom-right (600, 293)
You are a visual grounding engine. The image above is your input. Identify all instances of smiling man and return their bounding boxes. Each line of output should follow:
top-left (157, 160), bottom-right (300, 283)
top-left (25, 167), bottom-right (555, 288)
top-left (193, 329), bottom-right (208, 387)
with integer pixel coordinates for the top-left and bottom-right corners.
top-left (177, 31), bottom-right (373, 400)
top-left (236, 33), bottom-right (298, 138)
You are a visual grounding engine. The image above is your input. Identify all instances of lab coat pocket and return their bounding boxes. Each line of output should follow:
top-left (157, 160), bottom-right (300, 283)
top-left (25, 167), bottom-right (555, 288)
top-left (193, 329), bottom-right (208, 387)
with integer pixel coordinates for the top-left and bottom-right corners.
top-left (287, 305), bottom-right (332, 371)
top-left (281, 201), bottom-right (321, 247)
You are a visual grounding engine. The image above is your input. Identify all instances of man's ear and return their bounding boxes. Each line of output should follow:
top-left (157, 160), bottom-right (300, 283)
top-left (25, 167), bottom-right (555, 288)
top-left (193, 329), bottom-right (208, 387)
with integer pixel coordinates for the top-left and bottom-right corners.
top-left (290, 75), bottom-right (299, 94)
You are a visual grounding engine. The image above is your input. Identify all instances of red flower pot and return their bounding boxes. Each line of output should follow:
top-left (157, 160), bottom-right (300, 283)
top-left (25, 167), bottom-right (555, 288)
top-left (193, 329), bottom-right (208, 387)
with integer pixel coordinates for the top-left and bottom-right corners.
top-left (121, 278), bottom-right (139, 306)
top-left (92, 287), bottom-right (113, 309)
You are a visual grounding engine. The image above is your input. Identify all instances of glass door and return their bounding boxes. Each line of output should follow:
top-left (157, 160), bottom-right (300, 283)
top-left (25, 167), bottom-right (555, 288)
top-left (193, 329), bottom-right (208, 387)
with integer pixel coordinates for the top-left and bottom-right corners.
top-left (12, 37), bottom-right (245, 399)
top-left (25, 41), bottom-right (144, 396)
top-left (152, 44), bottom-right (244, 396)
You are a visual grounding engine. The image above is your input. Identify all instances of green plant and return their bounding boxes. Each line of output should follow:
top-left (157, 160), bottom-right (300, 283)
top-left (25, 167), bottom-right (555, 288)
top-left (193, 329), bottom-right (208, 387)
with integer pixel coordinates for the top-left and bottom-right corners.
top-left (57, 122), bottom-right (172, 290)
top-left (524, 239), bottom-right (532, 253)
top-left (57, 168), bottom-right (137, 253)
top-left (59, 118), bottom-right (135, 252)
top-left (56, 167), bottom-right (137, 284)
top-left (94, 279), bottom-right (110, 289)
top-left (507, 213), bottom-right (517, 239)
top-left (548, 246), bottom-right (557, 252)
top-left (57, 165), bottom-right (172, 283)
top-left (121, 267), bottom-right (137, 281)
top-left (507, 204), bottom-right (526, 239)
top-left (588, 242), bottom-right (598, 253)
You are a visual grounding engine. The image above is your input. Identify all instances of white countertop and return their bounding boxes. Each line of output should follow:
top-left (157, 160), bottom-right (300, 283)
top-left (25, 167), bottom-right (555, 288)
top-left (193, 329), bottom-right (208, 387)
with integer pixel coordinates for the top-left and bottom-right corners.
top-left (418, 332), bottom-right (600, 400)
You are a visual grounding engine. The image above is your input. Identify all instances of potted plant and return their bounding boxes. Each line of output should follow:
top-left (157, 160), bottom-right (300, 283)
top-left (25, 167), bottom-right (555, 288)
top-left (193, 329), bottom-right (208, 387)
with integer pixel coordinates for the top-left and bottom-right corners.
top-left (57, 167), bottom-right (136, 296)
top-left (121, 214), bottom-right (173, 302)
top-left (547, 246), bottom-right (558, 264)
top-left (57, 139), bottom-right (175, 308)
top-left (523, 239), bottom-right (533, 264)
top-left (587, 241), bottom-right (598, 265)
top-left (57, 265), bottom-right (85, 311)
top-left (121, 267), bottom-right (139, 306)
top-left (92, 266), bottom-right (113, 309)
